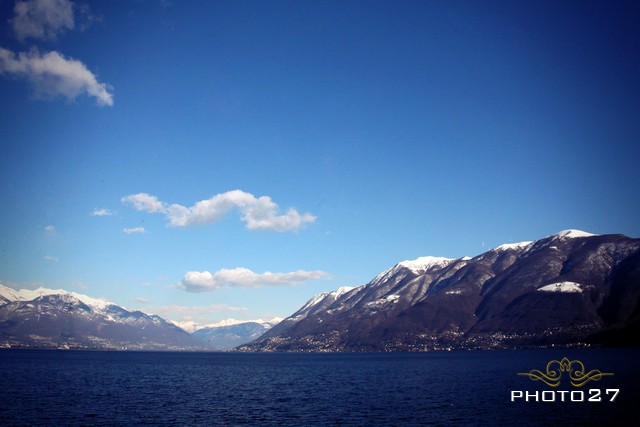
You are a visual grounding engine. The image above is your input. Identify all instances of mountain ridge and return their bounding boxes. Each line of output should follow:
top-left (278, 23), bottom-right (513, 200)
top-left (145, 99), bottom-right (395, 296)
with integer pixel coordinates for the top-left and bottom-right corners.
top-left (0, 285), bottom-right (205, 350)
top-left (239, 230), bottom-right (640, 351)
top-left (0, 284), bottom-right (281, 350)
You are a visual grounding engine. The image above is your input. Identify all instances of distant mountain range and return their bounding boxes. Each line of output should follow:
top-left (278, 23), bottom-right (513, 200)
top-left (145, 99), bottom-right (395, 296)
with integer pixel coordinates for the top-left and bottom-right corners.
top-left (0, 286), bottom-right (203, 350)
top-left (239, 230), bottom-right (640, 351)
top-left (190, 320), bottom-right (281, 351)
top-left (0, 286), bottom-right (278, 351)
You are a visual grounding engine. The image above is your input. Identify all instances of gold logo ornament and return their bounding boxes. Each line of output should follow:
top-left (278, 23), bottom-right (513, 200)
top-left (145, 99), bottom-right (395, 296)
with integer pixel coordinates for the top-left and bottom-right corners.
top-left (518, 357), bottom-right (614, 387)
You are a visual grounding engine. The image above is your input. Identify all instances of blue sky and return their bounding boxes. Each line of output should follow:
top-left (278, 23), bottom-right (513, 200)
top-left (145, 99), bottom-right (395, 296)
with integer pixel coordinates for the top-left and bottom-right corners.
top-left (1, 0), bottom-right (639, 324)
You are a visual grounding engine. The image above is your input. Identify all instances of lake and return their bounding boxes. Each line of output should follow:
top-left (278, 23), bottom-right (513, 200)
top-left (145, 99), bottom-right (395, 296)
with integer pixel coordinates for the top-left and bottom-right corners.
top-left (0, 348), bottom-right (638, 425)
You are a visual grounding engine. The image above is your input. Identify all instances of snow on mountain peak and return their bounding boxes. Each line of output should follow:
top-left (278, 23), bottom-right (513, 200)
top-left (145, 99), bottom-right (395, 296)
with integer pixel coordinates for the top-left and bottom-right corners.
top-left (397, 256), bottom-right (455, 273)
top-left (490, 230), bottom-right (597, 253)
top-left (169, 320), bottom-right (205, 333)
top-left (171, 317), bottom-right (283, 333)
top-left (0, 284), bottom-right (113, 311)
top-left (493, 241), bottom-right (533, 252)
top-left (0, 284), bottom-right (21, 302)
top-left (300, 292), bottom-right (333, 312)
top-left (551, 229), bottom-right (597, 239)
top-left (330, 286), bottom-right (356, 297)
top-left (298, 286), bottom-right (359, 313)
top-left (370, 256), bottom-right (455, 288)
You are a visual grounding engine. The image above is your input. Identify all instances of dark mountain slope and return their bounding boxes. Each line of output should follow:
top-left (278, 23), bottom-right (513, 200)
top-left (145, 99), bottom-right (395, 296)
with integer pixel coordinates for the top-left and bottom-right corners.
top-left (239, 230), bottom-right (640, 351)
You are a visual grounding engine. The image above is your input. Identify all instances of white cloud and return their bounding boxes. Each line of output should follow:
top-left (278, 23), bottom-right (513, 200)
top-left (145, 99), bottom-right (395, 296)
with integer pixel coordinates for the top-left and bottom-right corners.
top-left (0, 47), bottom-right (114, 106)
top-left (44, 255), bottom-right (58, 262)
top-left (91, 208), bottom-right (114, 216)
top-left (179, 267), bottom-right (328, 292)
top-left (44, 224), bottom-right (56, 234)
top-left (122, 190), bottom-right (316, 232)
top-left (123, 227), bottom-right (146, 234)
top-left (122, 193), bottom-right (166, 213)
top-left (12, 0), bottom-right (75, 42)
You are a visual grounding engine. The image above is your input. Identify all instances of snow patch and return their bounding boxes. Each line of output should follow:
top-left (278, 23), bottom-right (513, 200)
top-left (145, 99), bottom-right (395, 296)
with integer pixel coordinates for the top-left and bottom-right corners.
top-left (385, 294), bottom-right (400, 302)
top-left (365, 294), bottom-right (400, 308)
top-left (537, 282), bottom-right (583, 293)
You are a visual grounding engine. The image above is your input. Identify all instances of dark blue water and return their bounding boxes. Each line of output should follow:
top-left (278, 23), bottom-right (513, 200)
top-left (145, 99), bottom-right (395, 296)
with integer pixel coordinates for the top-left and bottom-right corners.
top-left (0, 349), bottom-right (638, 426)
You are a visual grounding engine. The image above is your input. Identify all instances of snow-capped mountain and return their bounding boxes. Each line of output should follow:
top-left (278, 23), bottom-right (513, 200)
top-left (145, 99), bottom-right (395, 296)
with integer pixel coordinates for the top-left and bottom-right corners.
top-left (191, 318), bottom-right (282, 351)
top-left (0, 284), bottom-right (281, 350)
top-left (239, 230), bottom-right (640, 351)
top-left (0, 285), bottom-right (205, 350)
top-left (171, 317), bottom-right (282, 334)
top-left (166, 318), bottom-right (282, 350)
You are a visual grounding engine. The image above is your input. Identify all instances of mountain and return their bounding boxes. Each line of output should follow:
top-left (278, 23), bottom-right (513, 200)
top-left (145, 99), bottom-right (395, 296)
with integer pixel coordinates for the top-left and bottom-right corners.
top-left (238, 230), bottom-right (640, 351)
top-left (0, 286), bottom-right (205, 350)
top-left (191, 319), bottom-right (281, 351)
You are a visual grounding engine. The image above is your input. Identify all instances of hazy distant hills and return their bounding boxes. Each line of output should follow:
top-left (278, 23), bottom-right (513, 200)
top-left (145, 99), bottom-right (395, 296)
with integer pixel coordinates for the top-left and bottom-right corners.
top-left (0, 286), bottom-right (278, 351)
top-left (191, 320), bottom-right (281, 351)
top-left (239, 230), bottom-right (640, 351)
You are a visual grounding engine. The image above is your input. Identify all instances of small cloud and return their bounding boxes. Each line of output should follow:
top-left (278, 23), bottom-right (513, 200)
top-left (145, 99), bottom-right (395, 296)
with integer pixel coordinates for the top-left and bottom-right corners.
top-left (44, 224), bottom-right (56, 234)
top-left (11, 0), bottom-right (75, 42)
top-left (123, 227), bottom-right (146, 234)
top-left (141, 276), bottom-right (171, 288)
top-left (72, 280), bottom-right (88, 291)
top-left (134, 297), bottom-right (150, 304)
top-left (73, 2), bottom-right (102, 33)
top-left (91, 208), bottom-right (114, 216)
top-left (179, 267), bottom-right (328, 293)
top-left (122, 193), bottom-right (165, 213)
top-left (122, 190), bottom-right (316, 232)
top-left (0, 47), bottom-right (114, 106)
top-left (44, 255), bottom-right (58, 262)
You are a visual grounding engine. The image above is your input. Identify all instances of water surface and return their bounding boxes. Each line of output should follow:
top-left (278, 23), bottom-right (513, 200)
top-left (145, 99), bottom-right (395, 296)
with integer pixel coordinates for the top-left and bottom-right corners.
top-left (1, 349), bottom-right (638, 425)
